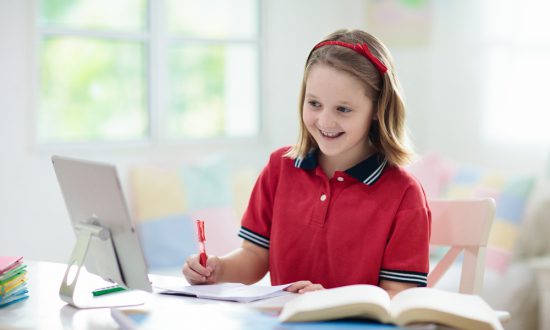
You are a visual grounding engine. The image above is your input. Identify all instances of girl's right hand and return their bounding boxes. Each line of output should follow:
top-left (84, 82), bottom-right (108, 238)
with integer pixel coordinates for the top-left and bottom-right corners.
top-left (182, 254), bottom-right (221, 285)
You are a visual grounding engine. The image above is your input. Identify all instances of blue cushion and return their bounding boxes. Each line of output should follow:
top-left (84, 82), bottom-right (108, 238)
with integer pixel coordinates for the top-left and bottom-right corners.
top-left (138, 214), bottom-right (196, 269)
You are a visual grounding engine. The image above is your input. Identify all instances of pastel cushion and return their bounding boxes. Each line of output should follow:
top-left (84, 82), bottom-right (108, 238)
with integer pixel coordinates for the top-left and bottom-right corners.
top-left (138, 214), bottom-right (196, 269)
top-left (231, 168), bottom-right (259, 221)
top-left (190, 207), bottom-right (241, 256)
top-left (444, 167), bottom-right (535, 273)
top-left (130, 167), bottom-right (187, 222)
top-left (180, 159), bottom-right (233, 211)
top-left (406, 153), bottom-right (456, 259)
top-left (129, 159), bottom-right (257, 270)
top-left (138, 207), bottom-right (242, 269)
top-left (406, 152), bottom-right (455, 198)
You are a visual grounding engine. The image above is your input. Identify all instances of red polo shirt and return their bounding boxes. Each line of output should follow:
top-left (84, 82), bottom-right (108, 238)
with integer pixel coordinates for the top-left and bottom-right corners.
top-left (238, 147), bottom-right (430, 288)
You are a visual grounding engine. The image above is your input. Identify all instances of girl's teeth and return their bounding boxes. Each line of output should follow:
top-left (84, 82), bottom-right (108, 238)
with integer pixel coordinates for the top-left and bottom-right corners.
top-left (321, 130), bottom-right (340, 137)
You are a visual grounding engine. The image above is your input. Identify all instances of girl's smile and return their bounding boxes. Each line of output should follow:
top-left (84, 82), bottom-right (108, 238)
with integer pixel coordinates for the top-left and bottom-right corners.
top-left (318, 129), bottom-right (344, 138)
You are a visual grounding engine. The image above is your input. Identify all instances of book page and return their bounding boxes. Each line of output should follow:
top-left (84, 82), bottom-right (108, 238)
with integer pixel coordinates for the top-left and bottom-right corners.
top-left (156, 283), bottom-right (292, 303)
top-left (279, 284), bottom-right (392, 323)
top-left (390, 288), bottom-right (503, 330)
top-left (246, 292), bottom-right (300, 312)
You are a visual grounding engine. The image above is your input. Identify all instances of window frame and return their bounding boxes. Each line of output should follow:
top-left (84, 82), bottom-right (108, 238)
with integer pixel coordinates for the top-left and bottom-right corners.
top-left (32, 0), bottom-right (264, 150)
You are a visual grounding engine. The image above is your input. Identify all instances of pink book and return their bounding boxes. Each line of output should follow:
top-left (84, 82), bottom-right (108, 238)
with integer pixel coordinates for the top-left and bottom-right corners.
top-left (0, 256), bottom-right (23, 275)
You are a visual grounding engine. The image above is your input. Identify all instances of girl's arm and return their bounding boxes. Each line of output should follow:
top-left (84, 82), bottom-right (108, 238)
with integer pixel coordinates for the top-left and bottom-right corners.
top-left (284, 278), bottom-right (417, 295)
top-left (182, 240), bottom-right (269, 285)
top-left (379, 279), bottom-right (417, 298)
top-left (217, 240), bottom-right (269, 284)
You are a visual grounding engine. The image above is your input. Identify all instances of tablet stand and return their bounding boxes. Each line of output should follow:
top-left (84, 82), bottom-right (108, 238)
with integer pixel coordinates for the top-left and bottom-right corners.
top-left (59, 222), bottom-right (146, 308)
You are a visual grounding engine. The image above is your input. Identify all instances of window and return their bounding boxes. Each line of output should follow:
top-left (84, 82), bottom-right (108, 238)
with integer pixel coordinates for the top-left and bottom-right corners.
top-left (482, 0), bottom-right (550, 146)
top-left (37, 0), bottom-right (260, 144)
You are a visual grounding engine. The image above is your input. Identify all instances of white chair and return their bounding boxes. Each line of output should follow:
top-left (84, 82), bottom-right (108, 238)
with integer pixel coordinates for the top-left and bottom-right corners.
top-left (427, 198), bottom-right (510, 323)
top-left (427, 198), bottom-right (495, 295)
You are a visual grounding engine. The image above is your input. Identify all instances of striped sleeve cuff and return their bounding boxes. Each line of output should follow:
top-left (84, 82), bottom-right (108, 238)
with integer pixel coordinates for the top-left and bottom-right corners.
top-left (379, 269), bottom-right (427, 287)
top-left (238, 226), bottom-right (270, 249)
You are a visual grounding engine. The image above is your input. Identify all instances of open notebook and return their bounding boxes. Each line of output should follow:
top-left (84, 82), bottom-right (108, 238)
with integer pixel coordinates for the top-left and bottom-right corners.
top-left (155, 283), bottom-right (292, 303)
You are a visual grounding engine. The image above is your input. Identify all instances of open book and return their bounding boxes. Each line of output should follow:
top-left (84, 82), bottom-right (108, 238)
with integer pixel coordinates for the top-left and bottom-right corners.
top-left (156, 283), bottom-right (291, 303)
top-left (279, 285), bottom-right (503, 330)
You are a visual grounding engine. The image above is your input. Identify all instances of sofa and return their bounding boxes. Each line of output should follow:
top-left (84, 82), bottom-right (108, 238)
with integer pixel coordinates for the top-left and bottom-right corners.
top-left (126, 154), bottom-right (260, 272)
top-left (408, 153), bottom-right (550, 330)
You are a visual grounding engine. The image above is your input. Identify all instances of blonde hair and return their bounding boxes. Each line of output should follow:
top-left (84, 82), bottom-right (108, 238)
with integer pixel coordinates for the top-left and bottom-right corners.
top-left (285, 29), bottom-right (413, 167)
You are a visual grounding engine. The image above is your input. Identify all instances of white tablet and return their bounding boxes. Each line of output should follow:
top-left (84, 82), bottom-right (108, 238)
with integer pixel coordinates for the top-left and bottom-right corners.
top-left (52, 155), bottom-right (152, 293)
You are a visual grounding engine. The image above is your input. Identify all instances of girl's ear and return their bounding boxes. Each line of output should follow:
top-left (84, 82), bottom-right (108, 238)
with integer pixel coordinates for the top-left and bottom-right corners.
top-left (373, 112), bottom-right (378, 121)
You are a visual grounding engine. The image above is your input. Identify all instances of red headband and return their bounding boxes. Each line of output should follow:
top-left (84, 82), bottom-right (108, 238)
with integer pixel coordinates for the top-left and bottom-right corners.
top-left (313, 40), bottom-right (388, 75)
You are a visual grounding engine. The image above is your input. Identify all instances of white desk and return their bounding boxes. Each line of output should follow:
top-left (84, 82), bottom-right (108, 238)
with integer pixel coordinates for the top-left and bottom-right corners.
top-left (1, 261), bottom-right (120, 329)
top-left (0, 261), bottom-right (397, 329)
top-left (0, 261), bottom-right (274, 329)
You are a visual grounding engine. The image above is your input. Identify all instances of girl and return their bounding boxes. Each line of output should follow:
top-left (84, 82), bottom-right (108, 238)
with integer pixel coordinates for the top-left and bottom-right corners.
top-left (182, 29), bottom-right (430, 297)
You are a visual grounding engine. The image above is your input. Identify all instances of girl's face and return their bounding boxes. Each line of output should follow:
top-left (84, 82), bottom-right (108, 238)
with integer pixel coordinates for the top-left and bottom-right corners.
top-left (303, 64), bottom-right (377, 170)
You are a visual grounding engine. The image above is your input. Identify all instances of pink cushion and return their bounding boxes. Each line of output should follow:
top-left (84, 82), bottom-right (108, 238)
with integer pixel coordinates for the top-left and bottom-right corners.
top-left (407, 152), bottom-right (456, 198)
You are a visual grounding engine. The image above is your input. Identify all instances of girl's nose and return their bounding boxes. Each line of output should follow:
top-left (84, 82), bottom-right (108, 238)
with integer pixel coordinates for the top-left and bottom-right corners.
top-left (317, 109), bottom-right (336, 127)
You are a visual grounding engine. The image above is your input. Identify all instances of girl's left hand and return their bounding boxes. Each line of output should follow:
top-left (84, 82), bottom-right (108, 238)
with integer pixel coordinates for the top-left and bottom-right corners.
top-left (285, 280), bottom-right (324, 294)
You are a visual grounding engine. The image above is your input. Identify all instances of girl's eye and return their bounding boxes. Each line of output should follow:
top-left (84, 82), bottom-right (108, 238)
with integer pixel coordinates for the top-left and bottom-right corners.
top-left (308, 100), bottom-right (321, 108)
top-left (337, 106), bottom-right (352, 113)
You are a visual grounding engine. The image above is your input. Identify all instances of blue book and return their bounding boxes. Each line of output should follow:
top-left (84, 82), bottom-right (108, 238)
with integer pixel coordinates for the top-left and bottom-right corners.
top-left (0, 289), bottom-right (28, 308)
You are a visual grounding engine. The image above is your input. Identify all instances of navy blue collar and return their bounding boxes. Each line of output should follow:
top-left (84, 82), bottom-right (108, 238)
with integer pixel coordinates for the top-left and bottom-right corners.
top-left (294, 150), bottom-right (388, 185)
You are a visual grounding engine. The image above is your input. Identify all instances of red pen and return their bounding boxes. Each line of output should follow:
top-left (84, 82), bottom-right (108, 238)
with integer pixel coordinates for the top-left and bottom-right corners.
top-left (196, 220), bottom-right (207, 267)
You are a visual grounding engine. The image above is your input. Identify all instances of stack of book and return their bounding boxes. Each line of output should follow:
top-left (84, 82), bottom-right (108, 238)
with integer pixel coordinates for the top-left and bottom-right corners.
top-left (0, 256), bottom-right (29, 308)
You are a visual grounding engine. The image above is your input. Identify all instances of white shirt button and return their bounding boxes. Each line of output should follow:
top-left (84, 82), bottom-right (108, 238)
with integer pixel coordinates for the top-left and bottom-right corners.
top-left (320, 194), bottom-right (327, 202)
top-left (337, 177), bottom-right (344, 182)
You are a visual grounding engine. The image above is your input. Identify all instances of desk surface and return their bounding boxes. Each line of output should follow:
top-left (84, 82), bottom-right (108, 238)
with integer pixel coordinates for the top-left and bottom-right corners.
top-left (0, 261), bottom-right (400, 329)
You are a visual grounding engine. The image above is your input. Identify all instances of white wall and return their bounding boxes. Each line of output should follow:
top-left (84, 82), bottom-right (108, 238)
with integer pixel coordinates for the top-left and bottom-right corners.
top-left (0, 0), bottom-right (367, 262)
top-left (421, 0), bottom-right (550, 174)
top-left (262, 0), bottom-right (368, 150)
top-left (0, 0), bottom-right (548, 263)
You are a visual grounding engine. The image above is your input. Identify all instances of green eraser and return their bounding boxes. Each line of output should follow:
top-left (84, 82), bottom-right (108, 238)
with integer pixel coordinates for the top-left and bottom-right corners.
top-left (92, 285), bottom-right (127, 297)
